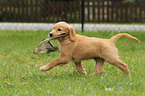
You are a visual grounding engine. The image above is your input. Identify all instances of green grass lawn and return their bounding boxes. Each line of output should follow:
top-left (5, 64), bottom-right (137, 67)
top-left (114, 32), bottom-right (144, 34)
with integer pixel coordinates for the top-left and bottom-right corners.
top-left (0, 30), bottom-right (145, 96)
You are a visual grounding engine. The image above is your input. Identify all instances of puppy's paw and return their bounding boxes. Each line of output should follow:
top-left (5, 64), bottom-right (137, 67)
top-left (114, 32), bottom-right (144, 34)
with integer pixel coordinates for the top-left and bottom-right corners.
top-left (82, 68), bottom-right (87, 76)
top-left (84, 72), bottom-right (87, 76)
top-left (39, 65), bottom-right (48, 71)
top-left (89, 72), bottom-right (102, 76)
top-left (89, 73), bottom-right (96, 76)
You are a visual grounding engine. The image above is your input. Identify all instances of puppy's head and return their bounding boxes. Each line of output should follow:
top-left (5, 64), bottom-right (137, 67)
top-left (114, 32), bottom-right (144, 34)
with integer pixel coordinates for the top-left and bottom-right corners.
top-left (49, 22), bottom-right (76, 42)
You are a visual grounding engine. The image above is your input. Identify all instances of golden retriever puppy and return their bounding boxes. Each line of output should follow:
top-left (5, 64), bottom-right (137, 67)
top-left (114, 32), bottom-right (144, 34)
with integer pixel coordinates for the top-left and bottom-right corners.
top-left (40, 22), bottom-right (140, 76)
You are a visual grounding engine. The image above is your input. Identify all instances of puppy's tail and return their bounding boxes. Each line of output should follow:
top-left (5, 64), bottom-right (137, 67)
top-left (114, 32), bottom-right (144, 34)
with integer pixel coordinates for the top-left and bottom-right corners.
top-left (110, 33), bottom-right (140, 43)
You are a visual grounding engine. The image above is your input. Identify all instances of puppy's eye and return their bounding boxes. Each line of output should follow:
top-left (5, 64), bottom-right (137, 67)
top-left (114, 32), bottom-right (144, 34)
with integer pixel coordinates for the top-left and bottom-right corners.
top-left (58, 29), bottom-right (61, 31)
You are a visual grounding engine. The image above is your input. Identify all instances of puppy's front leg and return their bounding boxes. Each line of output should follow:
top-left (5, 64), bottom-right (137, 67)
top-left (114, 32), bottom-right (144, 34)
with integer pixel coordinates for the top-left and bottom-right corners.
top-left (40, 57), bottom-right (70, 71)
top-left (74, 61), bottom-right (87, 76)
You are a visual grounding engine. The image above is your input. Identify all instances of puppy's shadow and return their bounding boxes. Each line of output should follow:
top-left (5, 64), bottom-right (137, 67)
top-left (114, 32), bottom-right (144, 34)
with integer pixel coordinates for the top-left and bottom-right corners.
top-left (26, 71), bottom-right (84, 81)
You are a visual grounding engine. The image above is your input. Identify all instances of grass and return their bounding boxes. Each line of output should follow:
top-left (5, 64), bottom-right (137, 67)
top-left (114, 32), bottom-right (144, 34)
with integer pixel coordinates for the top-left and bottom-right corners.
top-left (0, 30), bottom-right (145, 96)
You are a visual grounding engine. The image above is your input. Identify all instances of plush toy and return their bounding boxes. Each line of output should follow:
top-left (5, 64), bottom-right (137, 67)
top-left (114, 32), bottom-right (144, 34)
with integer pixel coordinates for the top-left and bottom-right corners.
top-left (34, 33), bottom-right (68, 54)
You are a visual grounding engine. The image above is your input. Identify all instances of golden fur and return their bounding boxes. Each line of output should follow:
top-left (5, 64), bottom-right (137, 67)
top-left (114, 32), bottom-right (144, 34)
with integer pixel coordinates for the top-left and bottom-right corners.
top-left (40, 22), bottom-right (140, 76)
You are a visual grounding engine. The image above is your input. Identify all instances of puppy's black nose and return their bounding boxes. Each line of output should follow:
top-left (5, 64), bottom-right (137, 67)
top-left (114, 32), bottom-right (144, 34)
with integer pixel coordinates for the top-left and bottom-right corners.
top-left (49, 33), bottom-right (53, 37)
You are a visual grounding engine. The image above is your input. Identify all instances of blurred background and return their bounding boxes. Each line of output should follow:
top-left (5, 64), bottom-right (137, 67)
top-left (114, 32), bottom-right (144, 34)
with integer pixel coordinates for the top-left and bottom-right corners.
top-left (0, 0), bottom-right (145, 31)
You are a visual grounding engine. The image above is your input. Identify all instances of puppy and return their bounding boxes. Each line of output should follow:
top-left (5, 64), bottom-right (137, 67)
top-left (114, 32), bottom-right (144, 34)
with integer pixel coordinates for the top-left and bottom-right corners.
top-left (40, 22), bottom-right (140, 76)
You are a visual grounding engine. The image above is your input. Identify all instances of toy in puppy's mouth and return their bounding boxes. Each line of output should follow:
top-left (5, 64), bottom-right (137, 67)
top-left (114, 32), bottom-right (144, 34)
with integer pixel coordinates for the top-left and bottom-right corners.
top-left (34, 33), bottom-right (68, 54)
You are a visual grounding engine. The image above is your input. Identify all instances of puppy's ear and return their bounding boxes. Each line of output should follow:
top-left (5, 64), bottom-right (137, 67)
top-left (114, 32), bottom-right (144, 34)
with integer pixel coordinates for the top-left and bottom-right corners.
top-left (68, 26), bottom-right (76, 42)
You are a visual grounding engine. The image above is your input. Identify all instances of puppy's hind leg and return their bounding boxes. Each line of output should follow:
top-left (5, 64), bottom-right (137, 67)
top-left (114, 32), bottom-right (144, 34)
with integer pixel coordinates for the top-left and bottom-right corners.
top-left (106, 57), bottom-right (130, 76)
top-left (102, 47), bottom-right (130, 76)
top-left (74, 61), bottom-right (87, 76)
top-left (90, 58), bottom-right (105, 76)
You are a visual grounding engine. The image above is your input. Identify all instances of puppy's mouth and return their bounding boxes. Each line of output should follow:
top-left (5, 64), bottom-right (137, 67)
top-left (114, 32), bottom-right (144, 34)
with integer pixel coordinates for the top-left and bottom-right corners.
top-left (50, 33), bottom-right (69, 39)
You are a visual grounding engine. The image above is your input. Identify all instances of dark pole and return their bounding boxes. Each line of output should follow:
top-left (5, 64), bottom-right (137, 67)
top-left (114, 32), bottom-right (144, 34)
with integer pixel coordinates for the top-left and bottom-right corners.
top-left (81, 0), bottom-right (84, 32)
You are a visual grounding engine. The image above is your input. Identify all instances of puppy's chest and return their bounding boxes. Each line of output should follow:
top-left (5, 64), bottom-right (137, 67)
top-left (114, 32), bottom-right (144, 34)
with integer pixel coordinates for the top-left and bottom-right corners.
top-left (59, 42), bottom-right (76, 54)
